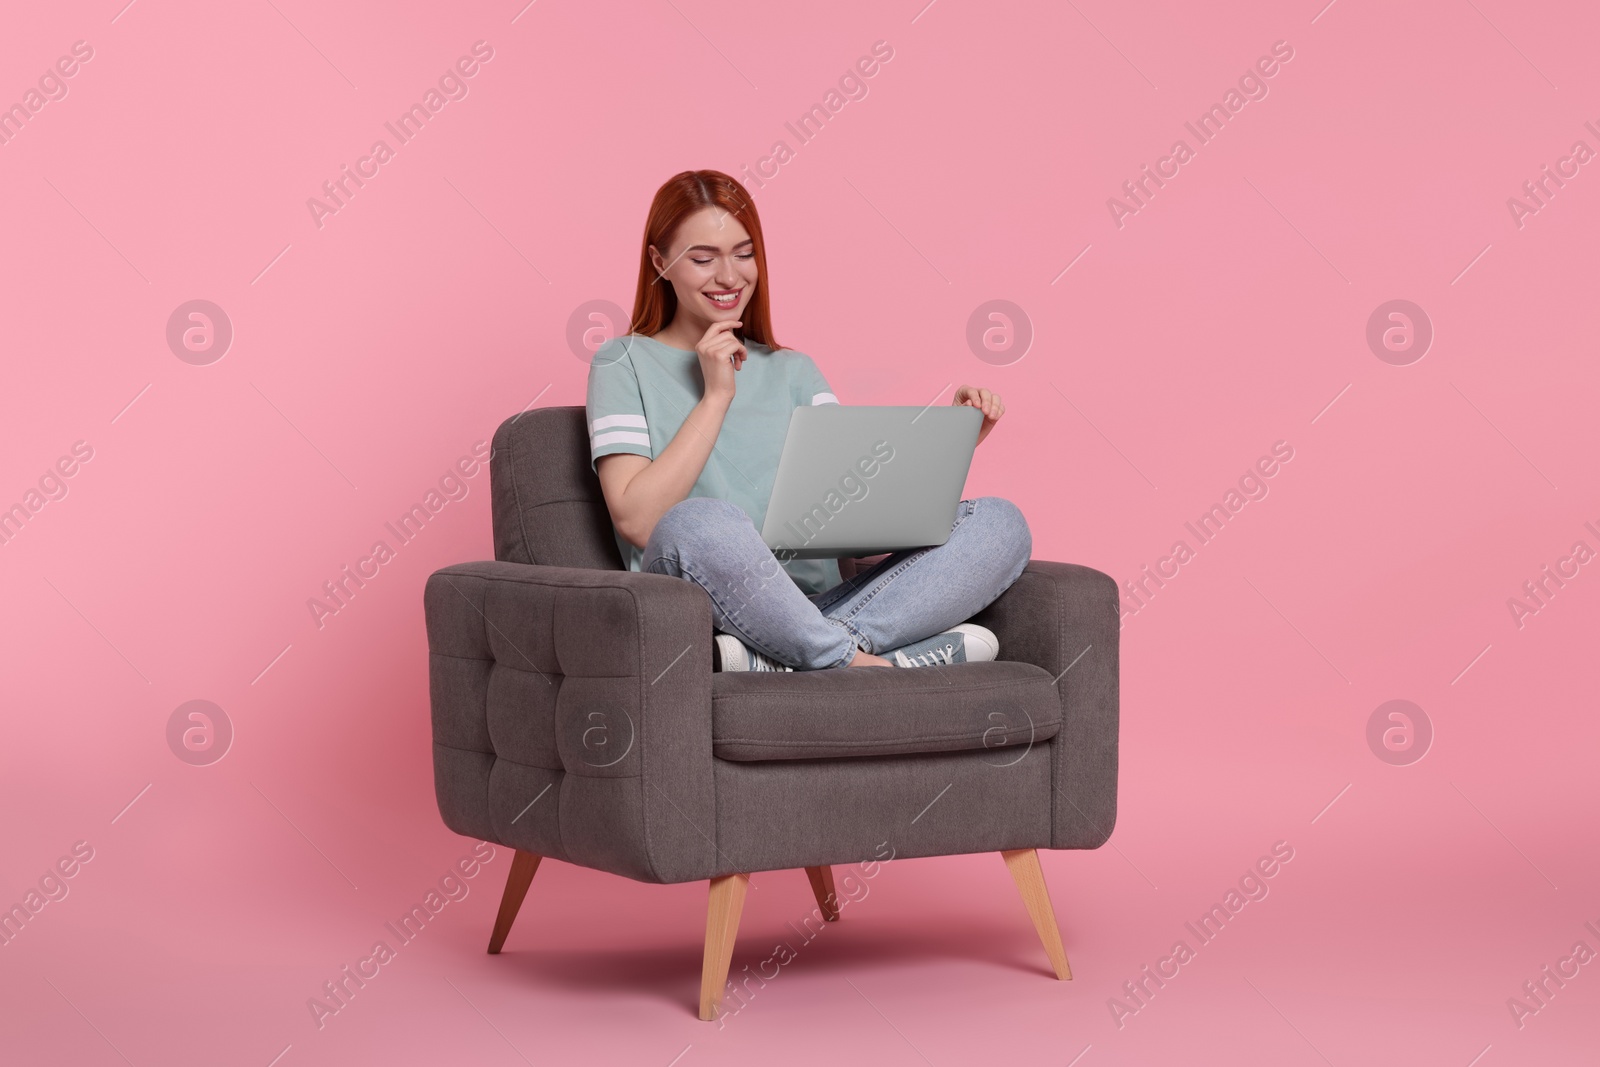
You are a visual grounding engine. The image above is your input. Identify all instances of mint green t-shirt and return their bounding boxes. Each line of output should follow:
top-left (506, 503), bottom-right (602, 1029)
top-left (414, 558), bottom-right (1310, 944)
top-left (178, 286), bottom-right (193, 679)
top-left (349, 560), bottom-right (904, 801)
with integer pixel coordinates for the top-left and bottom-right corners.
top-left (586, 333), bottom-right (842, 594)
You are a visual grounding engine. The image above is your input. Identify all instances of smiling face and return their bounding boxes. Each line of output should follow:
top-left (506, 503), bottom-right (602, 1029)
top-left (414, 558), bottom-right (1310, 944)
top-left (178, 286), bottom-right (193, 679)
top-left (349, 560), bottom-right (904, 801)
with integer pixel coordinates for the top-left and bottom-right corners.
top-left (648, 206), bottom-right (759, 338)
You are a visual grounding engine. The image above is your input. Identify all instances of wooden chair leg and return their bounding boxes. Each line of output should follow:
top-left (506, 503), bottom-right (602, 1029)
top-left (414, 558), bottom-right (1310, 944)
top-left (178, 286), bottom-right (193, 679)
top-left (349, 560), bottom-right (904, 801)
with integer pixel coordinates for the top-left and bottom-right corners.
top-left (487, 849), bottom-right (542, 954)
top-left (699, 872), bottom-right (751, 1021)
top-left (804, 865), bottom-right (840, 922)
top-left (1001, 848), bottom-right (1072, 980)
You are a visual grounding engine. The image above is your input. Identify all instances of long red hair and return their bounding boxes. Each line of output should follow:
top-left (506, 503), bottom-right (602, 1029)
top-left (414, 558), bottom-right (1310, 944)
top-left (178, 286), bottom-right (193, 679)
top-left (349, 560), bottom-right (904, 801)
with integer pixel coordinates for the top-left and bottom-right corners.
top-left (629, 170), bottom-right (783, 351)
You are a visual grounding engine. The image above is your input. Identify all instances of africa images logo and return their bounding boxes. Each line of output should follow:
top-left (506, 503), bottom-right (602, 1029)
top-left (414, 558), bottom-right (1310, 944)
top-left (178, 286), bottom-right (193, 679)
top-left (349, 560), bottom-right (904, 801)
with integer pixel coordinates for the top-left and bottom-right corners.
top-left (768, 440), bottom-right (896, 561)
top-left (305, 41), bottom-right (495, 229)
top-left (1106, 40), bottom-right (1296, 228)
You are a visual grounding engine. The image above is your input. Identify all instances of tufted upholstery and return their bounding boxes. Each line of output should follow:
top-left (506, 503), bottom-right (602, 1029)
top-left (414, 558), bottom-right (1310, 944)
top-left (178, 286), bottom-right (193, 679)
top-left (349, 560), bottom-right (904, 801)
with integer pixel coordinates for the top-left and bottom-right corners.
top-left (426, 407), bottom-right (1120, 884)
top-left (427, 561), bottom-right (716, 884)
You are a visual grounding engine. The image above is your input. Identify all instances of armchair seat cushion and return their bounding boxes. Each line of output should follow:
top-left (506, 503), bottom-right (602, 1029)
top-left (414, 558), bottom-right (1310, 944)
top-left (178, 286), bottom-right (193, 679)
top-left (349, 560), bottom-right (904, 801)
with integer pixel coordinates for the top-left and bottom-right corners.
top-left (711, 661), bottom-right (1062, 761)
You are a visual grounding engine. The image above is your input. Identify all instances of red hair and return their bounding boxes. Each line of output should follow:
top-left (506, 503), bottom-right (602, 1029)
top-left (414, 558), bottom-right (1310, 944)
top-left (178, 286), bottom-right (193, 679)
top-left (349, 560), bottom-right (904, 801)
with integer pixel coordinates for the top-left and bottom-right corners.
top-left (629, 170), bottom-right (783, 350)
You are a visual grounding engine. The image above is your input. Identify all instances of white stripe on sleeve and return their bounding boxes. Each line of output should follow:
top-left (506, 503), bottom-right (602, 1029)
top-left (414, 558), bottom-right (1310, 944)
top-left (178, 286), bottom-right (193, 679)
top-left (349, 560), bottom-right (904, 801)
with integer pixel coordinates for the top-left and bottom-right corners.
top-left (590, 413), bottom-right (647, 433)
top-left (592, 430), bottom-right (651, 450)
top-left (811, 392), bottom-right (838, 405)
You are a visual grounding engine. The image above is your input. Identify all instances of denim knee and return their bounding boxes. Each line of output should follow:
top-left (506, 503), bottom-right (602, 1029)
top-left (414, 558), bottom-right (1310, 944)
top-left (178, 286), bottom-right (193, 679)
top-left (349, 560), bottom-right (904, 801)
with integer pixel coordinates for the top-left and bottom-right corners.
top-left (974, 496), bottom-right (1032, 578)
top-left (647, 497), bottom-right (749, 556)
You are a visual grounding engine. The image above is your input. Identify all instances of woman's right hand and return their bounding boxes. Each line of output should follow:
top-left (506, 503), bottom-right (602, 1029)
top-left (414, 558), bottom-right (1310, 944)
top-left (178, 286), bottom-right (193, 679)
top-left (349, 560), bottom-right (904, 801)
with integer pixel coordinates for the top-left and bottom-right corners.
top-left (696, 319), bottom-right (747, 402)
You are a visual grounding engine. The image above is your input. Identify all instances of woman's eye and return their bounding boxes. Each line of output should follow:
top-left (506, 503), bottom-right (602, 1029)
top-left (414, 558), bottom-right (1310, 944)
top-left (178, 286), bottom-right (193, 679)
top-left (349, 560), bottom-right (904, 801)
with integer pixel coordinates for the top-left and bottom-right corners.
top-left (737, 253), bottom-right (754, 260)
top-left (691, 258), bottom-right (713, 266)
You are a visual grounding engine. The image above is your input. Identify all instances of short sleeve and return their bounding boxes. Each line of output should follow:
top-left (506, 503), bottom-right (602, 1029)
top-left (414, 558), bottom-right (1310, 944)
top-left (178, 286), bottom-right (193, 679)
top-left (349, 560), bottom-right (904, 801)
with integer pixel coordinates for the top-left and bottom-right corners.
top-left (793, 351), bottom-right (838, 407)
top-left (585, 340), bottom-right (653, 469)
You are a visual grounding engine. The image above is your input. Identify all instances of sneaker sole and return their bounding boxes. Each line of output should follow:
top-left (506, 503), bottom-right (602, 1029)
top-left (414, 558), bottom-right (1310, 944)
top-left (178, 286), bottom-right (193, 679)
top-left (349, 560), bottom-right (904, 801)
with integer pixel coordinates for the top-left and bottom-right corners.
top-left (948, 623), bottom-right (1000, 663)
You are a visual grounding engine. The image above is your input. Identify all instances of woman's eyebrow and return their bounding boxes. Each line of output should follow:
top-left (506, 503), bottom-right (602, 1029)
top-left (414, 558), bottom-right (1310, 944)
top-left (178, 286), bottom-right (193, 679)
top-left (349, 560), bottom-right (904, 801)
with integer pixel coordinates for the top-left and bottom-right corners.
top-left (684, 239), bottom-right (754, 253)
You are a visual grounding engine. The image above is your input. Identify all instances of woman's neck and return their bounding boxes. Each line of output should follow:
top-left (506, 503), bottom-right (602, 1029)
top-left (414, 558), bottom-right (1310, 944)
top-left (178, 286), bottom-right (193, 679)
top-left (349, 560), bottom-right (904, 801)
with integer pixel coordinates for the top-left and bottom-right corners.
top-left (651, 313), bottom-right (739, 352)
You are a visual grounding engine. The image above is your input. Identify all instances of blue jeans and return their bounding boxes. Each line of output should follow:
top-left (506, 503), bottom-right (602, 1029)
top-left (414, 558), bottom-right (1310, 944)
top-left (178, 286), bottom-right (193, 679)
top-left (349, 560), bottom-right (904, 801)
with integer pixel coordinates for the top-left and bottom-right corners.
top-left (643, 496), bottom-right (1032, 670)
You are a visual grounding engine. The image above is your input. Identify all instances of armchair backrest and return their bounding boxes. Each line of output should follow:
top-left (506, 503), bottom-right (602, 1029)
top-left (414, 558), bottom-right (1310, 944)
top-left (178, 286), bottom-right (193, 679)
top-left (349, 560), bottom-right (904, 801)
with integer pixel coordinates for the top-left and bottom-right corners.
top-left (489, 406), bottom-right (625, 570)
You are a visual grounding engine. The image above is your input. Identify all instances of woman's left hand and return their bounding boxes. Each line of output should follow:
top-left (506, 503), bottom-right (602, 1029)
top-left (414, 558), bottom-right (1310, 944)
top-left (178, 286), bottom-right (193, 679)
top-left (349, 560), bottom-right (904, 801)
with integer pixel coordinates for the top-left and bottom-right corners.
top-left (953, 385), bottom-right (1004, 444)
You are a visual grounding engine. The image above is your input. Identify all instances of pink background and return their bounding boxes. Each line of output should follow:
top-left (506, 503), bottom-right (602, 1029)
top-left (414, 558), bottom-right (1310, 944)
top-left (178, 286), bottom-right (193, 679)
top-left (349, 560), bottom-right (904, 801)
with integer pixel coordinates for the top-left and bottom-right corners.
top-left (3, 0), bottom-right (1598, 1063)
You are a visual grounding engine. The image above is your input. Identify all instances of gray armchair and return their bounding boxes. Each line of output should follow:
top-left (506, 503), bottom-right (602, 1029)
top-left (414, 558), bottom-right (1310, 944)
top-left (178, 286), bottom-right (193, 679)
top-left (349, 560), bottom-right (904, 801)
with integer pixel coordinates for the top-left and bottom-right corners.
top-left (424, 406), bottom-right (1119, 1020)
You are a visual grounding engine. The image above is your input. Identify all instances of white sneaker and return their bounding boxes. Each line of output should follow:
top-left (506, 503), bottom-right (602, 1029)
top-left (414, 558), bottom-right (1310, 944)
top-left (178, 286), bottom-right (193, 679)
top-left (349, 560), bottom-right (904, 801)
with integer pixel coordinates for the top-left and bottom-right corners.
top-left (887, 624), bottom-right (999, 668)
top-left (713, 634), bottom-right (794, 672)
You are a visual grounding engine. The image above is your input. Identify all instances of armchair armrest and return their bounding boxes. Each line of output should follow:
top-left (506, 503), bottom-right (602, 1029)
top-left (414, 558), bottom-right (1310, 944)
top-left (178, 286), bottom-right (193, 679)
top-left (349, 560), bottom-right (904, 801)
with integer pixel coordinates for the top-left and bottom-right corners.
top-left (972, 561), bottom-right (1120, 850)
top-left (424, 560), bottom-right (718, 883)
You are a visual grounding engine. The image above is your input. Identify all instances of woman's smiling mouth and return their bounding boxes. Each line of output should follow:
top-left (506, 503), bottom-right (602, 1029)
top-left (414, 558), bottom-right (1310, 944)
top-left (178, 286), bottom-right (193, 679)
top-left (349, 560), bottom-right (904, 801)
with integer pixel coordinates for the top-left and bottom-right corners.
top-left (702, 288), bottom-right (742, 310)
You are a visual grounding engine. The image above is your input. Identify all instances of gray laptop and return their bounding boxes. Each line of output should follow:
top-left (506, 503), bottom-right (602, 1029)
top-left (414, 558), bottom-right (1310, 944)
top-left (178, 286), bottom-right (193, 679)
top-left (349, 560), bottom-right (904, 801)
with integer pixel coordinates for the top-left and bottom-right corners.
top-left (760, 405), bottom-right (982, 560)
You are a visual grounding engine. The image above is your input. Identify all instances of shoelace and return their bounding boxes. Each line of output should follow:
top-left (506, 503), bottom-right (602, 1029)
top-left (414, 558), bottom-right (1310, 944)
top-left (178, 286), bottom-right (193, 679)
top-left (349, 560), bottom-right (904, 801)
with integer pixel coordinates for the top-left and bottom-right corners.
top-left (897, 642), bottom-right (958, 667)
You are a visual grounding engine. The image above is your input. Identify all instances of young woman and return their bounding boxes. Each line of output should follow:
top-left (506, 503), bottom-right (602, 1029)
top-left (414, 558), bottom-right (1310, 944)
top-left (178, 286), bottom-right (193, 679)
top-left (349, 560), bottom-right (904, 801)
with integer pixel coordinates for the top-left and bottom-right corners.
top-left (587, 170), bottom-right (1031, 672)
